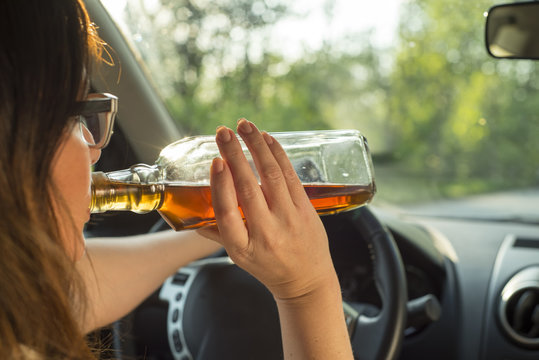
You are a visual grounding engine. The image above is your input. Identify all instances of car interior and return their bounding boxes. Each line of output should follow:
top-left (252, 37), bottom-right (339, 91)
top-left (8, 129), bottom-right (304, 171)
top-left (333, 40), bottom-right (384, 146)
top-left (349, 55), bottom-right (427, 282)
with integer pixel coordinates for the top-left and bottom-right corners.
top-left (83, 0), bottom-right (539, 359)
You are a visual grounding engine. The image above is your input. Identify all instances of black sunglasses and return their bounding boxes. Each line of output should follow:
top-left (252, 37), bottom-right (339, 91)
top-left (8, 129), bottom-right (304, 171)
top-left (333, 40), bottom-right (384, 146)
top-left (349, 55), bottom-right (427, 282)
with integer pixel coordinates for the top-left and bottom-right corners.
top-left (74, 93), bottom-right (118, 149)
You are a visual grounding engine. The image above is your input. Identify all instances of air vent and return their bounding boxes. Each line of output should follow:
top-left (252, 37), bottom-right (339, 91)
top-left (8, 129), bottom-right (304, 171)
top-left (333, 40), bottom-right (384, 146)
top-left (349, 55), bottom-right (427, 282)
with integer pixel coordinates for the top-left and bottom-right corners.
top-left (513, 237), bottom-right (539, 249)
top-left (499, 266), bottom-right (539, 348)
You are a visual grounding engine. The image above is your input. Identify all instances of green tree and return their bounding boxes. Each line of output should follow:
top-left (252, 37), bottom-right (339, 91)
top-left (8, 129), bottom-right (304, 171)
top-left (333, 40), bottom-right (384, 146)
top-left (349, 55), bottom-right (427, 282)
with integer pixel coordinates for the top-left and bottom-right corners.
top-left (124, 0), bottom-right (289, 133)
top-left (122, 0), bottom-right (388, 139)
top-left (195, 33), bottom-right (389, 137)
top-left (388, 0), bottom-right (539, 195)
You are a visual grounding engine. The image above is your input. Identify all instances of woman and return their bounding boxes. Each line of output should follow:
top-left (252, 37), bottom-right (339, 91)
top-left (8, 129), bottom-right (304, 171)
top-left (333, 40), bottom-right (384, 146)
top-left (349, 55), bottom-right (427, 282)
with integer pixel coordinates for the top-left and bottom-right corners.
top-left (0, 1), bottom-right (353, 359)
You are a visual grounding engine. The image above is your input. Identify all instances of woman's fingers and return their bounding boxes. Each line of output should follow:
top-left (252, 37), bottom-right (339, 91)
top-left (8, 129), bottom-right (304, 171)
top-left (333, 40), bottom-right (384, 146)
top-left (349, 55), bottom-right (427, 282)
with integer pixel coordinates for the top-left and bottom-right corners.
top-left (261, 132), bottom-right (312, 208)
top-left (215, 126), bottom-right (269, 222)
top-left (236, 119), bottom-right (294, 212)
top-left (208, 157), bottom-right (248, 251)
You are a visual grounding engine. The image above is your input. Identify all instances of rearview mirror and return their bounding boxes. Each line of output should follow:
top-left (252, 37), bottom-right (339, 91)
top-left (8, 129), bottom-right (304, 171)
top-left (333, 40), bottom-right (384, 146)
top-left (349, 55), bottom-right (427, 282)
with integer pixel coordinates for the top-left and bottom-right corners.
top-left (485, 1), bottom-right (539, 59)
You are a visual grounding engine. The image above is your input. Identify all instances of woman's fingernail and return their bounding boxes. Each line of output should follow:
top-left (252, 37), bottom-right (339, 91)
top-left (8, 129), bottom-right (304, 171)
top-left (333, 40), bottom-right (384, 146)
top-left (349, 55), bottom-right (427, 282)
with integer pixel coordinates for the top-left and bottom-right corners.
top-left (262, 132), bottom-right (274, 145)
top-left (212, 158), bottom-right (224, 173)
top-left (216, 126), bottom-right (231, 142)
top-left (238, 119), bottom-right (253, 134)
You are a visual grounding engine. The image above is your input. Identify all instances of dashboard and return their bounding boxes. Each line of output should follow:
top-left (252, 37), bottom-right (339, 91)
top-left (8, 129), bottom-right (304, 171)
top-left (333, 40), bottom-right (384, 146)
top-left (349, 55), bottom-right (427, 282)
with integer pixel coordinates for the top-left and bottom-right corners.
top-left (398, 214), bottom-right (539, 360)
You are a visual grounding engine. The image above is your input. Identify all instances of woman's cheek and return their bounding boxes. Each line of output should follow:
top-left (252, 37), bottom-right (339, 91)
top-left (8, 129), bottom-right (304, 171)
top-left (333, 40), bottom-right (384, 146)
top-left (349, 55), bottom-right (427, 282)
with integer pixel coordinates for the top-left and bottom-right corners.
top-left (51, 126), bottom-right (93, 260)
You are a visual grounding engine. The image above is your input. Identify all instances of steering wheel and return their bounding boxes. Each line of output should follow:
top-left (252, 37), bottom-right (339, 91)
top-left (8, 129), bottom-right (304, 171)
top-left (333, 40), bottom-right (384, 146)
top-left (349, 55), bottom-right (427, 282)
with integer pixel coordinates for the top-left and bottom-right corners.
top-left (339, 206), bottom-right (408, 360)
top-left (110, 206), bottom-right (407, 360)
top-left (151, 206), bottom-right (408, 360)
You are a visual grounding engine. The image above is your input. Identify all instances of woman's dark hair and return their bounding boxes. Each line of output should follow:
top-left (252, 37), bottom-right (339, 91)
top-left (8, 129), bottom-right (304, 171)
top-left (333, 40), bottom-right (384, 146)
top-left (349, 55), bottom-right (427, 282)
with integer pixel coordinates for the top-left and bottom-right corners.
top-left (0, 0), bottom-right (104, 357)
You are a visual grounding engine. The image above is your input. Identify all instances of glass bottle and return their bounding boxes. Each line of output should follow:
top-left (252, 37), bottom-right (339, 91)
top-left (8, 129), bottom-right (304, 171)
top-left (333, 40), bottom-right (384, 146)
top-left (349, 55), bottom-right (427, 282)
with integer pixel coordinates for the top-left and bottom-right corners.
top-left (90, 129), bottom-right (376, 231)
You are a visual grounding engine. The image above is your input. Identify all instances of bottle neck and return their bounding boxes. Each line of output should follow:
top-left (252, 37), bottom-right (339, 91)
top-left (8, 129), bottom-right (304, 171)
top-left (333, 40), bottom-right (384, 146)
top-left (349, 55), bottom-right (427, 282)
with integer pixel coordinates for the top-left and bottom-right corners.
top-left (90, 171), bottom-right (165, 214)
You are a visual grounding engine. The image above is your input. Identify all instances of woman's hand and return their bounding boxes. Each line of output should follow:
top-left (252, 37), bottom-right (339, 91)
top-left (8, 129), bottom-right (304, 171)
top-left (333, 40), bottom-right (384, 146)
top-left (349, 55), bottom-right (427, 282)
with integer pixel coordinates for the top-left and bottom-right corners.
top-left (197, 119), bottom-right (337, 301)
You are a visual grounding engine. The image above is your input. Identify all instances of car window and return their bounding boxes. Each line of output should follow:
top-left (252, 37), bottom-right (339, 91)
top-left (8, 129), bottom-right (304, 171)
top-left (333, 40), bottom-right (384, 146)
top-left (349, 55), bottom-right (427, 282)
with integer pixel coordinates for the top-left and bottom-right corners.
top-left (100, 0), bottom-right (539, 210)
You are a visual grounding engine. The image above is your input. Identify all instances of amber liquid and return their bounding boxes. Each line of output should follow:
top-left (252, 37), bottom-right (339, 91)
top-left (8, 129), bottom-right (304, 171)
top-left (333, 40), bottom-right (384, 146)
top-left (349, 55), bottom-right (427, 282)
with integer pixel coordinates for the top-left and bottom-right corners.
top-left (157, 184), bottom-right (374, 231)
top-left (91, 177), bottom-right (375, 231)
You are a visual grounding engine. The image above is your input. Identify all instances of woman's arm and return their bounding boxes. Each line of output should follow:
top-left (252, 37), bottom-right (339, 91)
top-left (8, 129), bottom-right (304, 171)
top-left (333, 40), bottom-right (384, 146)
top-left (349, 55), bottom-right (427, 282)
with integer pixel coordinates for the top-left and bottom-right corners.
top-left (77, 230), bottom-right (221, 333)
top-left (275, 275), bottom-right (353, 359)
top-left (198, 120), bottom-right (354, 359)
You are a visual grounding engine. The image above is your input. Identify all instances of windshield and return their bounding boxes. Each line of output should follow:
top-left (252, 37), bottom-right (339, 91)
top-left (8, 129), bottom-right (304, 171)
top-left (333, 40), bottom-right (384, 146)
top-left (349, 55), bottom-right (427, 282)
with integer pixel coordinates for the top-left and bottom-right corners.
top-left (100, 0), bottom-right (539, 216)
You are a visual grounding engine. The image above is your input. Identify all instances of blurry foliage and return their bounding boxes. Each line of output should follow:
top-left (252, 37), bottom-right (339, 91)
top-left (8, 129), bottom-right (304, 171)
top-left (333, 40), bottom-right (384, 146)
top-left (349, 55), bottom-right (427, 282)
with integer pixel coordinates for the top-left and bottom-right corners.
top-left (389, 0), bottom-right (539, 198)
top-left (122, 0), bottom-right (539, 203)
top-left (124, 0), bottom-right (386, 135)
